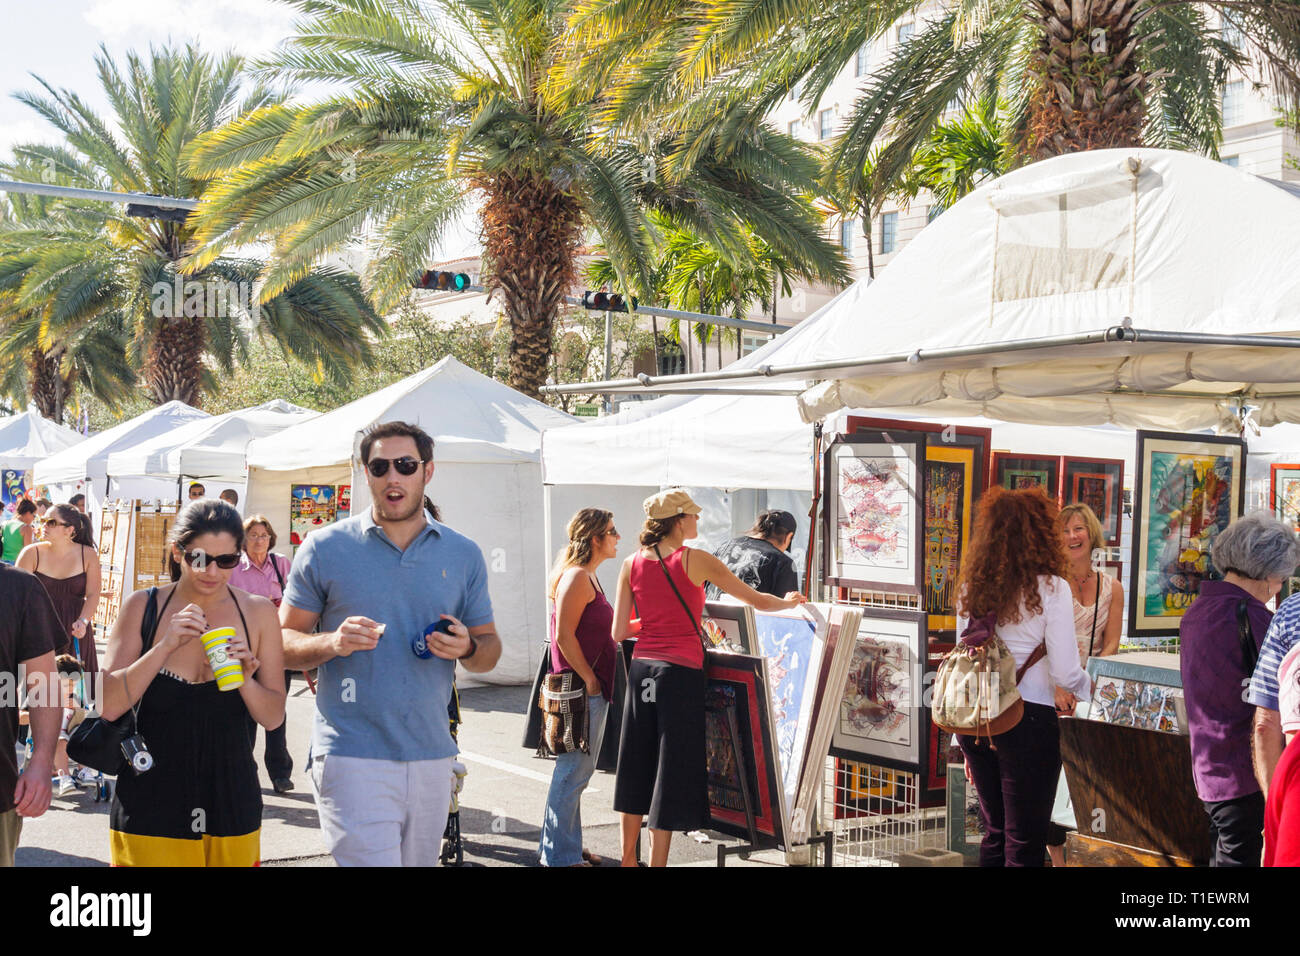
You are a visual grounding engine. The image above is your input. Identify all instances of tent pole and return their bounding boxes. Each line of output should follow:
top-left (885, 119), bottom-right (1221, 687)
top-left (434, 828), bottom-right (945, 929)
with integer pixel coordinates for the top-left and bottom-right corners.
top-left (803, 422), bottom-right (823, 599)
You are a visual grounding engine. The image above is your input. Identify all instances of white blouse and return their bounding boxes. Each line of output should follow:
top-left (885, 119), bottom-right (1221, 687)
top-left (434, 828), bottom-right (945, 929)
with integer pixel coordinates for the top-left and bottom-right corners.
top-left (956, 575), bottom-right (1092, 709)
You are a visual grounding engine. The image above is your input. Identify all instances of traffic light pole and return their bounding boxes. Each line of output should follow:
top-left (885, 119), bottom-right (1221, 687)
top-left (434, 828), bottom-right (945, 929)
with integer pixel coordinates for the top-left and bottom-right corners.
top-left (603, 309), bottom-right (614, 415)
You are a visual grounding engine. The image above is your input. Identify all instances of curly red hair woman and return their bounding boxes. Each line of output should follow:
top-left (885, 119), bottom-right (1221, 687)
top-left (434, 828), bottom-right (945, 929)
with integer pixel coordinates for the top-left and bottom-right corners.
top-left (954, 486), bottom-right (1092, 867)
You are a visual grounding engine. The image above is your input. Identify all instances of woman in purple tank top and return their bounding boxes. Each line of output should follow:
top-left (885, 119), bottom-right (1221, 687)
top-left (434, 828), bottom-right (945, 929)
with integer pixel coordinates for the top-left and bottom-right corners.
top-left (538, 508), bottom-right (621, 866)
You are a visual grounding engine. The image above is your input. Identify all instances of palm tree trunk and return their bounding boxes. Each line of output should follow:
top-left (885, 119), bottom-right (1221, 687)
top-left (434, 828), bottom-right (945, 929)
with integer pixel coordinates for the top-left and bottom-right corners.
top-left (480, 171), bottom-right (583, 399)
top-left (146, 315), bottom-right (206, 406)
top-left (27, 348), bottom-right (71, 421)
top-left (1025, 0), bottom-right (1148, 159)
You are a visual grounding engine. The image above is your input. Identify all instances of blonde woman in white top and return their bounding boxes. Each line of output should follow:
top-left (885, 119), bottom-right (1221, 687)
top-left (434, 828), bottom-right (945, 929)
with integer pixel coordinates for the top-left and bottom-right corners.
top-left (955, 486), bottom-right (1092, 867)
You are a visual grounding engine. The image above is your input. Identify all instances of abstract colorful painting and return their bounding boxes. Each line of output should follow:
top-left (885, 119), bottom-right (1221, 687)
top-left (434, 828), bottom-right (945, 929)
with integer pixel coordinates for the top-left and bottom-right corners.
top-left (924, 447), bottom-right (973, 633)
top-left (1063, 457), bottom-right (1125, 545)
top-left (1130, 432), bottom-right (1244, 636)
top-left (1, 469), bottom-right (30, 512)
top-left (824, 436), bottom-right (924, 592)
top-left (829, 609), bottom-right (926, 772)
top-left (1085, 648), bottom-right (1187, 738)
top-left (753, 607), bottom-right (825, 816)
top-left (705, 657), bottom-right (788, 846)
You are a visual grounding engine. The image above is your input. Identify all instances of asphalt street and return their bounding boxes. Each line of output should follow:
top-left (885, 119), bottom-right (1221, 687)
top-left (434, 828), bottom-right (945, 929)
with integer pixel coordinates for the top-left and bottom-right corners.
top-left (15, 678), bottom-right (782, 868)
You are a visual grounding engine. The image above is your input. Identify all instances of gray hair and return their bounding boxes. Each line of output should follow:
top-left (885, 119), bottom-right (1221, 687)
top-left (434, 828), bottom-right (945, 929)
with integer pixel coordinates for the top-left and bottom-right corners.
top-left (1212, 511), bottom-right (1300, 581)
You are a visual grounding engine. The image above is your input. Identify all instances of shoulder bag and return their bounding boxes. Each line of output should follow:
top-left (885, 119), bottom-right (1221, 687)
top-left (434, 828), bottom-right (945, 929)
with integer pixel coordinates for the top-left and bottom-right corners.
top-left (537, 577), bottom-right (609, 757)
top-left (931, 611), bottom-right (1046, 740)
top-left (67, 587), bottom-right (166, 775)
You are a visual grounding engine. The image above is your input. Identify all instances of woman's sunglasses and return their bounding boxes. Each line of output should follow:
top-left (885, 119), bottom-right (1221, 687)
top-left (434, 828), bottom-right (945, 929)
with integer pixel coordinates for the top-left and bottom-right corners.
top-left (180, 549), bottom-right (241, 570)
top-left (366, 456), bottom-right (424, 477)
top-left (42, 518), bottom-right (69, 528)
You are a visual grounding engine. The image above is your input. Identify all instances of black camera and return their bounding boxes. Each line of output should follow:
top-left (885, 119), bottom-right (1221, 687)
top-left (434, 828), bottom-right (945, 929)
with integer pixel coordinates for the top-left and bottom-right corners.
top-left (120, 734), bottom-right (154, 774)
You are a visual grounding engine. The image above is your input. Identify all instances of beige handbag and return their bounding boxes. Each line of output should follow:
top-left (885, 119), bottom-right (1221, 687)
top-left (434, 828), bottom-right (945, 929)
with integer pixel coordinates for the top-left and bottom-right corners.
top-left (932, 612), bottom-right (1045, 740)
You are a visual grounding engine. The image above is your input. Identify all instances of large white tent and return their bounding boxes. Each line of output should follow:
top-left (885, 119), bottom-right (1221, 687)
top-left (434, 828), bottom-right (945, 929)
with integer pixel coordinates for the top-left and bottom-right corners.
top-left (0, 408), bottom-right (86, 470)
top-left (34, 401), bottom-right (210, 516)
top-left (104, 400), bottom-right (319, 500)
top-left (245, 357), bottom-right (576, 686)
top-left (561, 149), bottom-right (1300, 435)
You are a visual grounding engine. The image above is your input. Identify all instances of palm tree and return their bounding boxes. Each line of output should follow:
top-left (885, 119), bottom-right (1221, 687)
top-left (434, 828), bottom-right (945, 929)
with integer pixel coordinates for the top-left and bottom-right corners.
top-left (0, 160), bottom-right (136, 422)
top-left (0, 45), bottom-right (384, 410)
top-left (183, 0), bottom-right (848, 399)
top-left (586, 209), bottom-right (813, 368)
top-left (569, 0), bottom-right (1300, 199)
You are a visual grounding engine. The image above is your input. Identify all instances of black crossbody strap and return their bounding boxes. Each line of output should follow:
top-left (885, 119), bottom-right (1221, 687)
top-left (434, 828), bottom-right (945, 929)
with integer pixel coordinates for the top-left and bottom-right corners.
top-left (652, 544), bottom-right (711, 657)
top-left (1087, 573), bottom-right (1100, 660)
top-left (1237, 599), bottom-right (1259, 674)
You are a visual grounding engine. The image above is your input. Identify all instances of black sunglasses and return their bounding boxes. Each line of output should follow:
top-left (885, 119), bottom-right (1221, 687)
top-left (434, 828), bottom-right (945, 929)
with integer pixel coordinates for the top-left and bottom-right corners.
top-left (366, 456), bottom-right (424, 478)
top-left (181, 550), bottom-right (241, 570)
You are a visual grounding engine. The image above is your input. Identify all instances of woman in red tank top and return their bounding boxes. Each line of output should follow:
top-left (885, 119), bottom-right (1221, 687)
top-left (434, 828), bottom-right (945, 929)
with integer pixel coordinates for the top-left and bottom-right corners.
top-left (610, 488), bottom-right (805, 867)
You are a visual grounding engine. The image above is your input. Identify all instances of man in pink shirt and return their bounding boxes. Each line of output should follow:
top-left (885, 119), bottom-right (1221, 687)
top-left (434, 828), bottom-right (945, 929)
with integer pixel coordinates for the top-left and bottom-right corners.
top-left (228, 515), bottom-right (295, 793)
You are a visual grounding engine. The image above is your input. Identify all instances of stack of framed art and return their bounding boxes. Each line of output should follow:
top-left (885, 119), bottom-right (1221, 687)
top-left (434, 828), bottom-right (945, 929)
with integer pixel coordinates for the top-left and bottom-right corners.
top-left (703, 601), bottom-right (861, 848)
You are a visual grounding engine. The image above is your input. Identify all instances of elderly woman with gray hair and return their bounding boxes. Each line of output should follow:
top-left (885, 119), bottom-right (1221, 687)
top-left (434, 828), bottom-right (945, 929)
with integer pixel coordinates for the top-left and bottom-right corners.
top-left (1180, 511), bottom-right (1300, 867)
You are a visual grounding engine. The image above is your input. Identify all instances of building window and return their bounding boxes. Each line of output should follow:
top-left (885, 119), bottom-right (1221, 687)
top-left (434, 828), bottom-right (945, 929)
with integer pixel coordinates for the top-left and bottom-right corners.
top-left (788, 119), bottom-right (800, 137)
top-left (855, 43), bottom-right (870, 77)
top-left (880, 212), bottom-right (898, 254)
top-left (897, 22), bottom-right (914, 43)
top-left (1222, 14), bottom-right (1244, 49)
top-left (1222, 155), bottom-right (1240, 167)
top-left (1222, 80), bottom-right (1245, 127)
top-left (927, 204), bottom-right (944, 223)
top-left (742, 332), bottom-right (768, 356)
top-left (840, 218), bottom-right (856, 253)
top-left (656, 335), bottom-right (685, 376)
top-left (819, 109), bottom-right (834, 140)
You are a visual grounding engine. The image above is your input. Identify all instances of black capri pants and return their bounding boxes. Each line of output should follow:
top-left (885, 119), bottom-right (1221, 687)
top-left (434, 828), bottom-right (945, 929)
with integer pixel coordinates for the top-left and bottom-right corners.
top-left (613, 658), bottom-right (709, 832)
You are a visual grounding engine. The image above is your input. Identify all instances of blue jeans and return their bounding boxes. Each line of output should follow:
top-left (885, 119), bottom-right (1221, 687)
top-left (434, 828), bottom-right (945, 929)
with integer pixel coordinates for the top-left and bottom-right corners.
top-left (538, 694), bottom-right (608, 866)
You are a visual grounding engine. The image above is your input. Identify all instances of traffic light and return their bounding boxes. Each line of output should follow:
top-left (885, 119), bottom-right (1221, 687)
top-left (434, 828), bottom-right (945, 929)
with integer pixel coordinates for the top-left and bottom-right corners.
top-left (126, 202), bottom-right (190, 223)
top-left (417, 270), bottom-right (472, 291)
top-left (581, 291), bottom-right (635, 312)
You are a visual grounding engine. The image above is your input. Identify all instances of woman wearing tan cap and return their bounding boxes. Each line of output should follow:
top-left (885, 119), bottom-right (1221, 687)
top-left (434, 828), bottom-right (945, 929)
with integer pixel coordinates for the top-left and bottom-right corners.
top-left (611, 488), bottom-right (804, 866)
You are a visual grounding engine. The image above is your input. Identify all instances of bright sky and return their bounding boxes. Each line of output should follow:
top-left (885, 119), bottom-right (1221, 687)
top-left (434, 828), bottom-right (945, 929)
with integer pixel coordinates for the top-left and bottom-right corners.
top-left (0, 0), bottom-right (299, 155)
top-left (0, 0), bottom-right (480, 259)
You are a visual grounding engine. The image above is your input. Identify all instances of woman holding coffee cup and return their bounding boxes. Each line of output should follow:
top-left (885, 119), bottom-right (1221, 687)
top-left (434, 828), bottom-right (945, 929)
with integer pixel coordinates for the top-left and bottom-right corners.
top-left (99, 499), bottom-right (285, 866)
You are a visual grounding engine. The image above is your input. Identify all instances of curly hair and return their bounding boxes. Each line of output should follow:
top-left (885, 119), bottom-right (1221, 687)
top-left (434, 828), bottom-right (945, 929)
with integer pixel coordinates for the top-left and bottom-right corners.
top-left (957, 485), bottom-right (1068, 625)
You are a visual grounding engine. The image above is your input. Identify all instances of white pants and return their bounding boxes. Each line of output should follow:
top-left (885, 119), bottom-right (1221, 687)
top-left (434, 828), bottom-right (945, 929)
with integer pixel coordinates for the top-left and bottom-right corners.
top-left (309, 754), bottom-right (455, 867)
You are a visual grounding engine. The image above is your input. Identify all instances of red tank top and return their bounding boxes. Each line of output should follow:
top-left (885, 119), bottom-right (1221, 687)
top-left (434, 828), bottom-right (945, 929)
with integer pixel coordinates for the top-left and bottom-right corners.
top-left (629, 547), bottom-right (706, 669)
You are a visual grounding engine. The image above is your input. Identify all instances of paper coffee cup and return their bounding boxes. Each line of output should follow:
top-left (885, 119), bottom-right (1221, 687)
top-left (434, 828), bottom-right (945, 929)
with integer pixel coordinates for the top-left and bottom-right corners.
top-left (200, 626), bottom-right (244, 691)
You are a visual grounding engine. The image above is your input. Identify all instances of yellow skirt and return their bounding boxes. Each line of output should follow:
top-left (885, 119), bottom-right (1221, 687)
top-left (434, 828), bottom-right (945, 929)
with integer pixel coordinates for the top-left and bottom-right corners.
top-left (110, 829), bottom-right (260, 867)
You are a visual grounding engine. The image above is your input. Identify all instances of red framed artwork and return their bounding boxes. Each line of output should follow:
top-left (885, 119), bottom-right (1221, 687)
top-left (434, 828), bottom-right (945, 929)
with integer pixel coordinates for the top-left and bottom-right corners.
top-left (1062, 457), bottom-right (1125, 546)
top-left (991, 452), bottom-right (1063, 501)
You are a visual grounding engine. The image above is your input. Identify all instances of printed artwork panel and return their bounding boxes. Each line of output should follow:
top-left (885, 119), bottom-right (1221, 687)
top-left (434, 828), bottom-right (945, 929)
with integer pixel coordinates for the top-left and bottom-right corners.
top-left (1089, 676), bottom-right (1183, 734)
top-left (753, 610), bottom-right (823, 814)
top-left (703, 662), bottom-right (786, 844)
top-left (924, 448), bottom-right (972, 633)
top-left (290, 484), bottom-right (339, 552)
top-left (837, 455), bottom-right (911, 570)
top-left (1138, 450), bottom-right (1236, 623)
top-left (1006, 468), bottom-right (1050, 490)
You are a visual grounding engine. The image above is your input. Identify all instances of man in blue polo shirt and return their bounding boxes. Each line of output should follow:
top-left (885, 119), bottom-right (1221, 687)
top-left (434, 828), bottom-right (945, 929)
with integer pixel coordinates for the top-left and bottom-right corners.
top-left (280, 421), bottom-right (501, 866)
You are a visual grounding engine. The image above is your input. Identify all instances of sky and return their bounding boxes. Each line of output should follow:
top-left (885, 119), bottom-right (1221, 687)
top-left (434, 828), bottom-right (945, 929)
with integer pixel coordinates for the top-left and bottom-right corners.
top-left (0, 0), bottom-right (479, 259)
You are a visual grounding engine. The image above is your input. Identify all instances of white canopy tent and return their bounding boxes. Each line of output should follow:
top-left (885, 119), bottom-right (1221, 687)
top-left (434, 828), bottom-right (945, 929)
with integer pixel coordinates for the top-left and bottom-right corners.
top-left (0, 408), bottom-right (86, 514)
top-left (245, 357), bottom-right (576, 686)
top-left (0, 408), bottom-right (85, 470)
top-left (104, 400), bottom-right (319, 506)
top-left (555, 150), bottom-right (1300, 435)
top-left (34, 401), bottom-right (210, 519)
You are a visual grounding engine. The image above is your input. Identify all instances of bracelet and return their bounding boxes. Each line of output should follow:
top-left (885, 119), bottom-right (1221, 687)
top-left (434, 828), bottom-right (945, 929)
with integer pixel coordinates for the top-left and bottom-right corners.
top-left (458, 635), bottom-right (478, 661)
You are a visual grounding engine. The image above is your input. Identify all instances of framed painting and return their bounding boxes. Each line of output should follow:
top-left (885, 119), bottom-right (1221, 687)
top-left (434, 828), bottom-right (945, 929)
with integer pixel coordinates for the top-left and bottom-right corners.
top-left (752, 606), bottom-right (827, 817)
top-left (705, 655), bottom-right (789, 846)
top-left (823, 434), bottom-right (925, 593)
top-left (845, 418), bottom-right (989, 636)
top-left (829, 608), bottom-right (927, 773)
top-left (1130, 431), bottom-right (1245, 636)
top-left (1085, 656), bottom-right (1186, 735)
top-left (992, 453), bottom-right (1062, 500)
top-left (703, 601), bottom-right (757, 655)
top-left (833, 759), bottom-right (900, 819)
top-left (1271, 463), bottom-right (1300, 531)
top-left (1063, 457), bottom-right (1125, 546)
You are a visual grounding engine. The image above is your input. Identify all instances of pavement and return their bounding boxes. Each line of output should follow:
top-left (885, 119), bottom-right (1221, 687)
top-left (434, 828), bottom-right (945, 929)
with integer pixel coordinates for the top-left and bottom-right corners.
top-left (15, 678), bottom-right (786, 868)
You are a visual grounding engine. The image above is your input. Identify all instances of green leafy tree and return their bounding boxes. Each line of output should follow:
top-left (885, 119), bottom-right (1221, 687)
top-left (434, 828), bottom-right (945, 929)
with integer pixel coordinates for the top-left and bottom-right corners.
top-left (569, 0), bottom-right (1300, 201)
top-left (183, 0), bottom-right (847, 400)
top-left (0, 45), bottom-right (384, 411)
